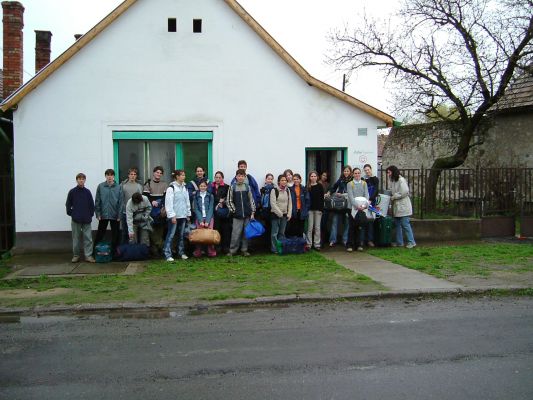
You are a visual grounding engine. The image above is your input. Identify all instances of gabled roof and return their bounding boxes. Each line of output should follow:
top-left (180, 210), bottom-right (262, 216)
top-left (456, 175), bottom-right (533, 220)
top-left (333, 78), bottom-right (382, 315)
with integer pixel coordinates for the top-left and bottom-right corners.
top-left (0, 0), bottom-right (394, 126)
top-left (490, 67), bottom-right (533, 113)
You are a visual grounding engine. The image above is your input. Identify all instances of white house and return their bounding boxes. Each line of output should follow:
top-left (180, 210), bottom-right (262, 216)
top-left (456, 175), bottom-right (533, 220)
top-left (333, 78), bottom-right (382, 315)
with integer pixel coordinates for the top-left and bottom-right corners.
top-left (1, 0), bottom-right (393, 251)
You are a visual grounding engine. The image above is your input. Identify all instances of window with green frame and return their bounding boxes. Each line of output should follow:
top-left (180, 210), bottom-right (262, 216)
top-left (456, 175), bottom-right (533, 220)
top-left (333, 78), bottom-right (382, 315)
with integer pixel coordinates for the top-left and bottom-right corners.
top-left (113, 131), bottom-right (213, 184)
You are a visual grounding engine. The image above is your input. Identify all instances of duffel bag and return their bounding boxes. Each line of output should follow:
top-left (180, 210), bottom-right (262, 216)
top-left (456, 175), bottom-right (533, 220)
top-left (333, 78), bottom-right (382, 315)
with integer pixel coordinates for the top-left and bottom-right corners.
top-left (189, 228), bottom-right (221, 245)
top-left (244, 220), bottom-right (265, 239)
top-left (115, 243), bottom-right (150, 261)
top-left (276, 236), bottom-right (307, 255)
top-left (324, 195), bottom-right (348, 210)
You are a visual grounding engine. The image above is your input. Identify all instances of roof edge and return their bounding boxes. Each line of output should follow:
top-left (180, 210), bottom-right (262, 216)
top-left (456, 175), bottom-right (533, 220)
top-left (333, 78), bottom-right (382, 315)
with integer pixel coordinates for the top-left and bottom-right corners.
top-left (0, 0), bottom-right (138, 112)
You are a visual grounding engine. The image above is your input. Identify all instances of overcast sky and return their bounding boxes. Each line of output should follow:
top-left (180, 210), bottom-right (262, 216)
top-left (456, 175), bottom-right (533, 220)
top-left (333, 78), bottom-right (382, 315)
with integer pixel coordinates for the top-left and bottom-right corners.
top-left (1, 0), bottom-right (398, 115)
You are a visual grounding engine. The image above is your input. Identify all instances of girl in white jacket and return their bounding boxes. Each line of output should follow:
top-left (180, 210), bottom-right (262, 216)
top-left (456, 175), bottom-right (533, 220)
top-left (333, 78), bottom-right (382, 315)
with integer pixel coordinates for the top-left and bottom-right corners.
top-left (163, 169), bottom-right (191, 261)
top-left (386, 165), bottom-right (416, 248)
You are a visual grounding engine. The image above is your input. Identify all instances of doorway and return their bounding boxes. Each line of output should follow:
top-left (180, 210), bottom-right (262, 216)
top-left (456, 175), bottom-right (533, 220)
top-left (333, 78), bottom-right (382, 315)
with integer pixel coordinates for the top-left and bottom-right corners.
top-left (305, 148), bottom-right (347, 182)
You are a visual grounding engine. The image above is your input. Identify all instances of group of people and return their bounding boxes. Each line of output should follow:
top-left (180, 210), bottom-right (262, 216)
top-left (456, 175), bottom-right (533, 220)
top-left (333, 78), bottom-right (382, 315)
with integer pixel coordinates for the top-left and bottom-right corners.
top-left (65, 159), bottom-right (416, 263)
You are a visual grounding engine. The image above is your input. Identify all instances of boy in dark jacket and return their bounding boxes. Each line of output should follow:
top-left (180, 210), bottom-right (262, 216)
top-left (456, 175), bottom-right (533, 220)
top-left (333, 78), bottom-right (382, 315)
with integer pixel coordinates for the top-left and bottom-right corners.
top-left (227, 169), bottom-right (256, 256)
top-left (65, 173), bottom-right (96, 263)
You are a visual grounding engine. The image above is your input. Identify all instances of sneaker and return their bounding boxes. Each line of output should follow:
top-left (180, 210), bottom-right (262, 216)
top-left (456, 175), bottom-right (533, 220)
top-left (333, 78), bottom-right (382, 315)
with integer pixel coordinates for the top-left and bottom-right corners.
top-left (71, 256), bottom-right (80, 263)
top-left (406, 243), bottom-right (417, 249)
top-left (193, 250), bottom-right (202, 258)
top-left (181, 254), bottom-right (189, 260)
top-left (357, 246), bottom-right (364, 252)
top-left (241, 251), bottom-right (251, 257)
top-left (391, 242), bottom-right (402, 247)
top-left (227, 252), bottom-right (234, 257)
top-left (314, 247), bottom-right (321, 252)
top-left (346, 247), bottom-right (353, 252)
top-left (85, 256), bottom-right (96, 263)
top-left (368, 241), bottom-right (375, 248)
top-left (329, 242), bottom-right (335, 247)
top-left (166, 257), bottom-right (175, 262)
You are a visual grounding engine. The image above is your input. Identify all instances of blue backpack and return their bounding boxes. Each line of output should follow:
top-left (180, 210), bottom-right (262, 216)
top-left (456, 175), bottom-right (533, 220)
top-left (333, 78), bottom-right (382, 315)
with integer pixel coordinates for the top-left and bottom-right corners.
top-left (260, 186), bottom-right (279, 218)
top-left (149, 185), bottom-right (174, 224)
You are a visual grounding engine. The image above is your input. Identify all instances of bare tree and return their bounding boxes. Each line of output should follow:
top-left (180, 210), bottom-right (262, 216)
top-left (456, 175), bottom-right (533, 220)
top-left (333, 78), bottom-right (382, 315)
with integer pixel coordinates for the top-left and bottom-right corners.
top-left (329, 0), bottom-right (533, 206)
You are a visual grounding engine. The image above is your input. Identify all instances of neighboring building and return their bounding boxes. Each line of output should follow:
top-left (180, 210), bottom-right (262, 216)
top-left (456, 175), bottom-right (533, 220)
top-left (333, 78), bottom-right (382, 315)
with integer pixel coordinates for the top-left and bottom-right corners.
top-left (0, 0), bottom-right (393, 251)
top-left (382, 67), bottom-right (533, 169)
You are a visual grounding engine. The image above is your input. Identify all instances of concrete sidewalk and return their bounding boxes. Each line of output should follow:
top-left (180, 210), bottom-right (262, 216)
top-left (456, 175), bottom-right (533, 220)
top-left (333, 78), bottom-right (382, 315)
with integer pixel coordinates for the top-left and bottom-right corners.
top-left (323, 250), bottom-right (463, 291)
top-left (3, 253), bottom-right (144, 279)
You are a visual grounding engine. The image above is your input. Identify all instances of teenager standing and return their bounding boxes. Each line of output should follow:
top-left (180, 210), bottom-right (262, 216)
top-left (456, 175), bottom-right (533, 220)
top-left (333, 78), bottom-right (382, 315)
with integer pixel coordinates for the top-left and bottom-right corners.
top-left (306, 171), bottom-right (324, 250)
top-left (163, 170), bottom-right (191, 261)
top-left (94, 169), bottom-right (122, 256)
top-left (386, 165), bottom-right (416, 248)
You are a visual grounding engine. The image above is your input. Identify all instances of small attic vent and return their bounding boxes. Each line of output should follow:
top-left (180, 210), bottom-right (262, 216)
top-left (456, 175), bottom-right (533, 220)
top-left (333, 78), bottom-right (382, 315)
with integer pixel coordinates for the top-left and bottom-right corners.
top-left (168, 18), bottom-right (177, 32)
top-left (193, 19), bottom-right (202, 33)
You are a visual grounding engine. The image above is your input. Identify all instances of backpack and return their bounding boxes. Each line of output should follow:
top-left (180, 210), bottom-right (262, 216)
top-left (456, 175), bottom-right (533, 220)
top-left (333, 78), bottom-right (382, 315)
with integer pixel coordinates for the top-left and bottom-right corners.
top-left (94, 242), bottom-right (113, 263)
top-left (149, 183), bottom-right (174, 223)
top-left (260, 187), bottom-right (280, 218)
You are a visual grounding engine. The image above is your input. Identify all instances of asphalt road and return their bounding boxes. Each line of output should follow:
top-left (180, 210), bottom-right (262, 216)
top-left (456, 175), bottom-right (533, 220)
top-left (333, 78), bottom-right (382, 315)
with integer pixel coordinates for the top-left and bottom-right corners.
top-left (1, 297), bottom-right (532, 400)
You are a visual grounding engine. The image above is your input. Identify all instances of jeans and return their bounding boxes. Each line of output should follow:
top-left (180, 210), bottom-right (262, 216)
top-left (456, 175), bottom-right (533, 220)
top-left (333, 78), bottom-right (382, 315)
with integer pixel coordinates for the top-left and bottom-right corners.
top-left (271, 216), bottom-right (288, 253)
top-left (394, 216), bottom-right (416, 246)
top-left (71, 221), bottom-right (93, 257)
top-left (163, 218), bottom-right (187, 258)
top-left (329, 211), bottom-right (349, 245)
top-left (307, 210), bottom-right (322, 248)
top-left (120, 212), bottom-right (129, 244)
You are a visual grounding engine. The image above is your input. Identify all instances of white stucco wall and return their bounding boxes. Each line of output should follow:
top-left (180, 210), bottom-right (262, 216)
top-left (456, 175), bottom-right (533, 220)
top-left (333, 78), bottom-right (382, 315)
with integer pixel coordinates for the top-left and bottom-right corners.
top-left (13, 0), bottom-right (383, 233)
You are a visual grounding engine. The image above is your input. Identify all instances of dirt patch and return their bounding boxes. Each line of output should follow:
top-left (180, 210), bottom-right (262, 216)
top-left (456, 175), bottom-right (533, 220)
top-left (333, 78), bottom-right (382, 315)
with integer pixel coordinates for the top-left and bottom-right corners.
top-left (447, 271), bottom-right (533, 288)
top-left (0, 288), bottom-right (76, 299)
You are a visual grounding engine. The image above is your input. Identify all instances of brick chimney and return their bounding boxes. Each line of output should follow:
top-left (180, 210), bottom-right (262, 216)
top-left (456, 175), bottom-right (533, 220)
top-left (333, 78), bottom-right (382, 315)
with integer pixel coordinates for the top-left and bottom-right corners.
top-left (2, 1), bottom-right (24, 99)
top-left (35, 30), bottom-right (52, 73)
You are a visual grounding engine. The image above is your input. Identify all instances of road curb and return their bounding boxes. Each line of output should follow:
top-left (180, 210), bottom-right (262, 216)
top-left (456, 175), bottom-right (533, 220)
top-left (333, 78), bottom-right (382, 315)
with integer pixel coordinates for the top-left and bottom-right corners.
top-left (1, 286), bottom-right (531, 318)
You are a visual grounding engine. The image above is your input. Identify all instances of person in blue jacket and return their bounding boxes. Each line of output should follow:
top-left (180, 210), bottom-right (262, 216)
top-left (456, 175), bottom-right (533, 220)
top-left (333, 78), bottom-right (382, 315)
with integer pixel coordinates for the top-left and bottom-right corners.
top-left (230, 160), bottom-right (261, 206)
top-left (187, 165), bottom-right (209, 203)
top-left (286, 173), bottom-right (310, 238)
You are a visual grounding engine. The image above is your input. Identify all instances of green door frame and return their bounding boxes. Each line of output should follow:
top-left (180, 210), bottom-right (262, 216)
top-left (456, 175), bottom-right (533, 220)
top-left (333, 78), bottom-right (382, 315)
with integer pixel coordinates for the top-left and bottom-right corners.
top-left (112, 131), bottom-right (213, 180)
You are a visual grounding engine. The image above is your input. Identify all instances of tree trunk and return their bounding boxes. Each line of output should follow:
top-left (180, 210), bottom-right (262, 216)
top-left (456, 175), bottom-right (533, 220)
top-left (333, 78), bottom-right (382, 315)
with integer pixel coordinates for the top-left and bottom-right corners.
top-left (425, 124), bottom-right (475, 210)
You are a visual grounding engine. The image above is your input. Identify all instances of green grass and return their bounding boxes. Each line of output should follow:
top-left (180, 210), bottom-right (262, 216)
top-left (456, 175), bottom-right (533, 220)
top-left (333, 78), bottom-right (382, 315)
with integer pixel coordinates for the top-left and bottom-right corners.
top-left (368, 243), bottom-right (533, 278)
top-left (0, 252), bottom-right (383, 308)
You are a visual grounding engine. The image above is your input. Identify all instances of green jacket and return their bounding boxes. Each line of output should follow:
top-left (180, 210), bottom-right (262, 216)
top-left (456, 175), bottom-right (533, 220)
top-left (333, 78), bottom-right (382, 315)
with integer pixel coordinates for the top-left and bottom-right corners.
top-left (95, 181), bottom-right (123, 219)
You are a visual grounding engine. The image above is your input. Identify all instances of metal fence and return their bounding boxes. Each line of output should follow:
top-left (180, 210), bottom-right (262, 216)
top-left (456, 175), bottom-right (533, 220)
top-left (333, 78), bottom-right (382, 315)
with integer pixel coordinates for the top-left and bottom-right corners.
top-left (0, 173), bottom-right (14, 253)
top-left (378, 167), bottom-right (533, 219)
